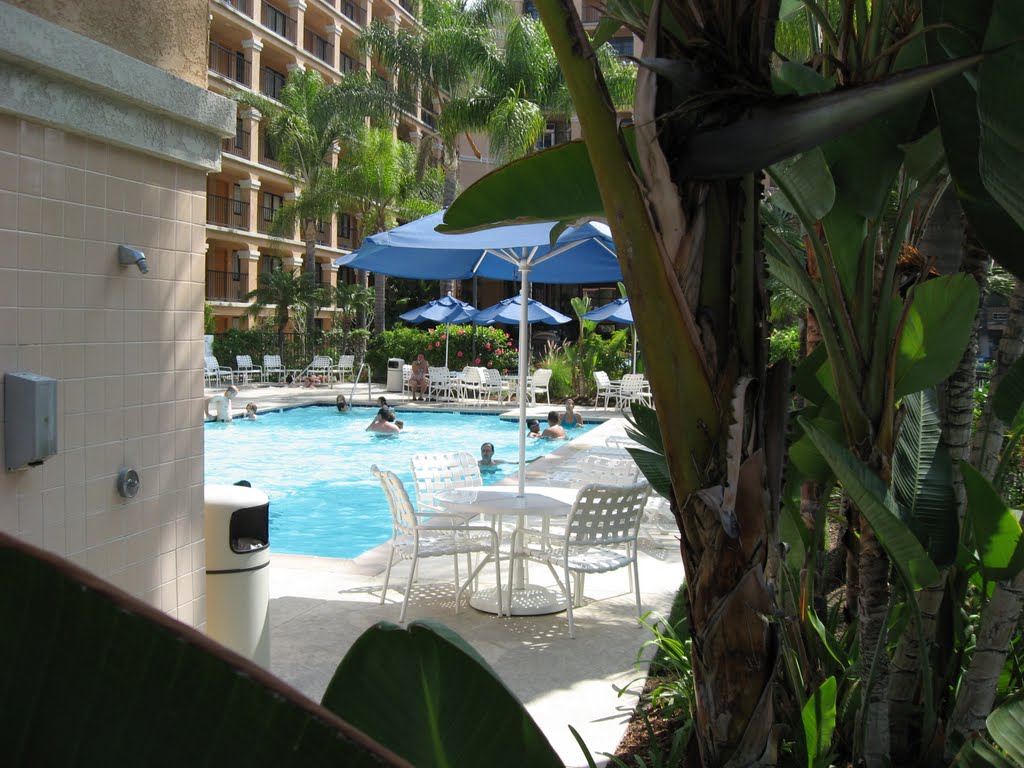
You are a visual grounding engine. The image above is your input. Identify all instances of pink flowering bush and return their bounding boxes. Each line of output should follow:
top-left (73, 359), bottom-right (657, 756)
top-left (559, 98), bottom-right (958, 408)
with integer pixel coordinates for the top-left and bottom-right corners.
top-left (366, 323), bottom-right (518, 378)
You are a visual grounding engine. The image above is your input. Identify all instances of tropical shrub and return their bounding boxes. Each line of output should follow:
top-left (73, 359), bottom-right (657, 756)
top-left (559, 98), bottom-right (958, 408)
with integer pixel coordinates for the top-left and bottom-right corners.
top-left (768, 323), bottom-right (801, 365)
top-left (365, 324), bottom-right (518, 378)
top-left (537, 342), bottom-right (573, 400)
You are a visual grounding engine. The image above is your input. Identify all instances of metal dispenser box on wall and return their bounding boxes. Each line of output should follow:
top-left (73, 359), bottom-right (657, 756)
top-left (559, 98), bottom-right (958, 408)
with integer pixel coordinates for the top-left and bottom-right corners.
top-left (4, 372), bottom-right (58, 471)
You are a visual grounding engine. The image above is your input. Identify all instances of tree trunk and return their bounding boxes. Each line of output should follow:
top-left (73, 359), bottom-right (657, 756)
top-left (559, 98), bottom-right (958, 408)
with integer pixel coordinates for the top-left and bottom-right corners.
top-left (357, 269), bottom-right (369, 329)
top-left (374, 273), bottom-right (386, 333)
top-left (303, 220), bottom-right (318, 337)
top-left (858, 519), bottom-right (891, 767)
top-left (887, 218), bottom-right (991, 753)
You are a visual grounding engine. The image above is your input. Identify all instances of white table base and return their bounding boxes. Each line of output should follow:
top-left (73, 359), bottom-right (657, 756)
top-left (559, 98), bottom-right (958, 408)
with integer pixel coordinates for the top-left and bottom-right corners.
top-left (469, 584), bottom-right (567, 616)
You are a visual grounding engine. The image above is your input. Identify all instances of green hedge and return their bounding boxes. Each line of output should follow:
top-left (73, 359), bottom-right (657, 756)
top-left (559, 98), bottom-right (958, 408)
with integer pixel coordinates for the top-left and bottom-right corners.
top-left (365, 324), bottom-right (519, 378)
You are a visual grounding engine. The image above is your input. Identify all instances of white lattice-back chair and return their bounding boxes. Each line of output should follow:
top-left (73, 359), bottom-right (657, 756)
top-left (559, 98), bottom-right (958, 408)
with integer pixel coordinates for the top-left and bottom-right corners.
top-left (372, 465), bottom-right (501, 622)
top-left (427, 367), bottom-right (452, 402)
top-left (593, 371), bottom-right (621, 409)
top-left (617, 374), bottom-right (652, 409)
top-left (300, 355), bottom-right (335, 386)
top-left (402, 364), bottom-right (413, 396)
top-left (262, 354), bottom-right (286, 382)
top-left (525, 368), bottom-right (552, 404)
top-left (337, 354), bottom-right (355, 382)
top-left (509, 481), bottom-right (650, 638)
top-left (480, 368), bottom-right (510, 403)
top-left (204, 355), bottom-right (234, 387)
top-left (411, 451), bottom-right (483, 512)
top-left (459, 366), bottom-right (484, 405)
top-left (235, 354), bottom-right (263, 383)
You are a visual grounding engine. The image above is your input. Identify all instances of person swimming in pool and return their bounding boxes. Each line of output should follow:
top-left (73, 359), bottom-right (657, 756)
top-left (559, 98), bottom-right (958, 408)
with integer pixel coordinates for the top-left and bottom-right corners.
top-left (367, 407), bottom-right (402, 434)
top-left (560, 398), bottom-right (584, 428)
top-left (526, 419), bottom-right (542, 438)
top-left (205, 385), bottom-right (239, 422)
top-left (336, 394), bottom-right (350, 412)
top-left (479, 442), bottom-right (539, 469)
top-left (539, 411), bottom-right (567, 440)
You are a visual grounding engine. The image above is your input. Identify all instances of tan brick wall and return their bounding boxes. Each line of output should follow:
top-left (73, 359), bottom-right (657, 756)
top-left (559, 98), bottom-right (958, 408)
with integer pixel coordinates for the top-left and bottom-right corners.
top-left (0, 115), bottom-right (208, 627)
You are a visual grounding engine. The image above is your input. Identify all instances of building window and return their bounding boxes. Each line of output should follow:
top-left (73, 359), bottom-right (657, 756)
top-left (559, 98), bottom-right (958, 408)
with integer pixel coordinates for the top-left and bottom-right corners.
top-left (232, 251), bottom-right (242, 281)
top-left (260, 254), bottom-right (282, 273)
top-left (608, 37), bottom-right (634, 57)
top-left (338, 213), bottom-right (352, 240)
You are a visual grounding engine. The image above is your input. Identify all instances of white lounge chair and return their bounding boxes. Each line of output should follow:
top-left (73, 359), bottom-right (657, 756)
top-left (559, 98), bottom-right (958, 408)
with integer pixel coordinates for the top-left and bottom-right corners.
top-left (508, 481), bottom-right (649, 638)
top-left (337, 354), bottom-right (355, 382)
top-left (235, 354), bottom-right (263, 384)
top-left (298, 355), bottom-right (335, 387)
top-left (262, 354), bottom-right (287, 382)
top-left (525, 368), bottom-right (552, 404)
top-left (372, 465), bottom-right (501, 623)
top-left (593, 371), bottom-right (621, 409)
top-left (204, 355), bottom-right (234, 387)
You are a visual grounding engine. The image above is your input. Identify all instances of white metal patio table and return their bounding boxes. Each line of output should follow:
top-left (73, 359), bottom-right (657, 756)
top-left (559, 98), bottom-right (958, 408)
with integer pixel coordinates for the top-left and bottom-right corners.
top-left (434, 485), bottom-right (576, 616)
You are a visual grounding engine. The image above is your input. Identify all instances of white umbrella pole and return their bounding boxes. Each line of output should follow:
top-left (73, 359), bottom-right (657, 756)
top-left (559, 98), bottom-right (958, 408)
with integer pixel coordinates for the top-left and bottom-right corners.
top-left (517, 268), bottom-right (530, 497)
top-left (445, 323), bottom-right (450, 369)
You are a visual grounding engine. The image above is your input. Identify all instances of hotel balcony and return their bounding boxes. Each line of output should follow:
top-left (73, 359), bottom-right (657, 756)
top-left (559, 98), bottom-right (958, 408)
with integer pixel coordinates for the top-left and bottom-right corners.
top-left (208, 195), bottom-right (250, 230)
top-left (209, 41), bottom-right (251, 87)
top-left (221, 126), bottom-right (251, 159)
top-left (261, 1), bottom-right (297, 43)
top-left (304, 28), bottom-right (334, 65)
top-left (206, 269), bottom-right (249, 302)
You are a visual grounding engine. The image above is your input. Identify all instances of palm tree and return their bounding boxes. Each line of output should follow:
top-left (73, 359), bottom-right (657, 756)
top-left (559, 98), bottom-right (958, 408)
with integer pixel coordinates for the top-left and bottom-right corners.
top-left (335, 126), bottom-right (445, 331)
top-left (245, 267), bottom-right (325, 361)
top-left (333, 281), bottom-right (375, 338)
top-left (234, 69), bottom-right (396, 335)
top-left (356, 0), bottom-right (513, 206)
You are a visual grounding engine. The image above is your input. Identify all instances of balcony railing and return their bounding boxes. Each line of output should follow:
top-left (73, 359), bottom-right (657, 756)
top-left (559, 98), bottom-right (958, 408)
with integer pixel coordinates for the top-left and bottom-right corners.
top-left (315, 222), bottom-right (330, 246)
top-left (257, 205), bottom-right (278, 235)
top-left (420, 107), bottom-right (437, 130)
top-left (399, 0), bottom-right (417, 16)
top-left (206, 269), bottom-right (249, 302)
top-left (304, 29), bottom-right (334, 65)
top-left (260, 66), bottom-right (287, 100)
top-left (218, 0), bottom-right (253, 17)
top-left (209, 41), bottom-right (251, 86)
top-left (261, 1), bottom-right (297, 42)
top-left (260, 137), bottom-right (282, 169)
top-left (222, 127), bottom-right (251, 159)
top-left (207, 195), bottom-right (250, 230)
top-left (581, 4), bottom-right (603, 23)
top-left (339, 0), bottom-right (367, 25)
top-left (339, 52), bottom-right (365, 74)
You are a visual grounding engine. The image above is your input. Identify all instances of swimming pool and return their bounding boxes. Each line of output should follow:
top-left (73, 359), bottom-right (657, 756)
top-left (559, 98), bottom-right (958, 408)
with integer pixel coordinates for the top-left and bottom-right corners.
top-left (204, 406), bottom-right (593, 558)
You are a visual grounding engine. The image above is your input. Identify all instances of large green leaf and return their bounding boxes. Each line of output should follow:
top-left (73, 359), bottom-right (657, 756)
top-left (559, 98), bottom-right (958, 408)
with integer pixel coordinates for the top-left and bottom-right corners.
top-left (802, 676), bottom-right (837, 768)
top-left (0, 532), bottom-right (404, 766)
top-left (627, 447), bottom-right (673, 499)
top-left (892, 389), bottom-right (959, 567)
top-left (789, 406), bottom-right (843, 484)
top-left (924, 0), bottom-right (1024, 280)
top-left (800, 417), bottom-right (941, 587)
top-left (993, 354), bottom-right (1024, 424)
top-left (322, 621), bottom-right (563, 768)
top-left (819, 196), bottom-right (868, 305)
top-left (768, 147), bottom-right (836, 221)
top-left (792, 343), bottom-right (831, 405)
top-left (979, 3), bottom-right (1024, 234)
top-left (988, 694), bottom-right (1024, 765)
top-left (891, 273), bottom-right (980, 398)
top-left (961, 461), bottom-right (1024, 581)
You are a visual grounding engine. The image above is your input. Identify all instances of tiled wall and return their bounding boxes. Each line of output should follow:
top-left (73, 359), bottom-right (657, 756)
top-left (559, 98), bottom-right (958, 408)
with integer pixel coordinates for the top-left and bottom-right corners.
top-left (0, 114), bottom-right (208, 628)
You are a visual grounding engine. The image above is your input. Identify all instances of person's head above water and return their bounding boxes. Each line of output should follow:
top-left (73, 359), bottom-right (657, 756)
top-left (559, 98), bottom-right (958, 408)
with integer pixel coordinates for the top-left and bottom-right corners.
top-left (377, 396), bottom-right (389, 408)
top-left (547, 410), bottom-right (560, 425)
top-left (225, 385), bottom-right (239, 399)
top-left (336, 394), bottom-right (349, 412)
top-left (527, 419), bottom-right (540, 434)
top-left (377, 407), bottom-right (395, 422)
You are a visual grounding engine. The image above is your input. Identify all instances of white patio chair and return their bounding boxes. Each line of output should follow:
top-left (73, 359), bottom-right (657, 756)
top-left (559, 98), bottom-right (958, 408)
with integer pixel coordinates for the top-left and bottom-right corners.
top-left (593, 371), bottom-right (621, 409)
top-left (525, 368), bottom-right (552, 404)
top-left (299, 355), bottom-right (335, 387)
top-left (480, 368), bottom-right (511, 403)
top-left (508, 481), bottom-right (650, 638)
top-left (372, 465), bottom-right (502, 623)
top-left (204, 355), bottom-right (234, 388)
top-left (235, 354), bottom-right (264, 384)
top-left (459, 366), bottom-right (485, 405)
top-left (262, 354), bottom-right (287, 382)
top-left (337, 354), bottom-right (355, 382)
top-left (411, 452), bottom-right (483, 513)
top-left (617, 374), bottom-right (653, 409)
top-left (427, 366), bottom-right (453, 402)
top-left (402, 364), bottom-right (413, 397)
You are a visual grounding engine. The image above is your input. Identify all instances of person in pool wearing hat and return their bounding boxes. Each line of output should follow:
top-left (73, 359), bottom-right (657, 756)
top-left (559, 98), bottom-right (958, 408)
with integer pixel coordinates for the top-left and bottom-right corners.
top-left (526, 419), bottom-right (542, 438)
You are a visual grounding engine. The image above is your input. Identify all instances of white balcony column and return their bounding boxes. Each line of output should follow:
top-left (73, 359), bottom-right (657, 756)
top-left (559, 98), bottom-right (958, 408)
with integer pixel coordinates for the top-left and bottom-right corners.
top-left (241, 250), bottom-right (263, 326)
top-left (241, 107), bottom-right (261, 164)
top-left (242, 38), bottom-right (264, 94)
top-left (326, 23), bottom-right (342, 70)
top-left (239, 178), bottom-right (262, 233)
top-left (408, 129), bottom-right (422, 147)
top-left (289, 0), bottom-right (307, 50)
top-left (287, 254), bottom-right (305, 274)
top-left (284, 191), bottom-right (301, 241)
top-left (287, 60), bottom-right (305, 77)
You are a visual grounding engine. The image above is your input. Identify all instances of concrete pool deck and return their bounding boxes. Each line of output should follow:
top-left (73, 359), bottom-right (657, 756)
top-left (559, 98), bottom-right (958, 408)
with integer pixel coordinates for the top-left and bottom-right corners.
top-left (205, 381), bottom-right (684, 766)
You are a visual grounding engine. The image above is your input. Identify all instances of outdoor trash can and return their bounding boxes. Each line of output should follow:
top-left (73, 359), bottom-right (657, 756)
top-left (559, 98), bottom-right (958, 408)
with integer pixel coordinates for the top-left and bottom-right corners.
top-left (386, 357), bottom-right (404, 392)
top-left (204, 483), bottom-right (270, 667)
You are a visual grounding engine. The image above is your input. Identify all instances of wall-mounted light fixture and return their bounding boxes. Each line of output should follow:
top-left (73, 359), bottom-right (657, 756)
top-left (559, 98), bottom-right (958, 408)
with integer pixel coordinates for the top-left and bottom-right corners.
top-left (116, 467), bottom-right (140, 498)
top-left (118, 244), bottom-right (148, 274)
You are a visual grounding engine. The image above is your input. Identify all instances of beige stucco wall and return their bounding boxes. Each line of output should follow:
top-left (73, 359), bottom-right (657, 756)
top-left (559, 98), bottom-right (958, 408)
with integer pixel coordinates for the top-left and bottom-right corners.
top-left (8, 0), bottom-right (210, 87)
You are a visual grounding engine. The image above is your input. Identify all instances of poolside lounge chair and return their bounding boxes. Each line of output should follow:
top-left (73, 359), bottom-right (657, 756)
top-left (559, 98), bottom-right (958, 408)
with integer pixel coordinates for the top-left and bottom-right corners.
top-left (593, 371), bottom-right (621, 409)
top-left (235, 355), bottom-right (263, 384)
top-left (524, 368), bottom-right (552, 404)
top-left (372, 465), bottom-right (502, 623)
top-left (402, 364), bottom-right (413, 397)
top-left (459, 366), bottom-right (484, 405)
top-left (617, 374), bottom-right (652, 409)
top-left (298, 355), bottom-right (335, 387)
top-left (262, 354), bottom-right (287, 383)
top-left (337, 355), bottom-right (355, 382)
top-left (508, 481), bottom-right (649, 638)
top-left (480, 368), bottom-right (511, 404)
top-left (204, 355), bottom-right (235, 388)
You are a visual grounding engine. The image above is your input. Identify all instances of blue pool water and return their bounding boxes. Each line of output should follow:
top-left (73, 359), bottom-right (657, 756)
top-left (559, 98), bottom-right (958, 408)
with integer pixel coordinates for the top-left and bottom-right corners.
top-left (204, 406), bottom-right (592, 558)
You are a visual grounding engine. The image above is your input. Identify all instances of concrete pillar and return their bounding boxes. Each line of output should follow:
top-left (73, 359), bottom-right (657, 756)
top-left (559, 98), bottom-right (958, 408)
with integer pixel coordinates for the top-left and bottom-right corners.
top-left (241, 107), bottom-right (261, 164)
top-left (289, 0), bottom-right (306, 48)
top-left (243, 38), bottom-right (263, 93)
top-left (326, 23), bottom-right (342, 70)
top-left (239, 178), bottom-right (261, 233)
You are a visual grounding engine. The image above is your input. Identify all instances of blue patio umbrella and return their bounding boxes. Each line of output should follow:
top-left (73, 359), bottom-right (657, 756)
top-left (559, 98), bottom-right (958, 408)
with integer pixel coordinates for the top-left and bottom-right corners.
top-left (475, 295), bottom-right (572, 326)
top-left (398, 292), bottom-right (478, 368)
top-left (335, 208), bottom-right (621, 496)
top-left (582, 297), bottom-right (639, 373)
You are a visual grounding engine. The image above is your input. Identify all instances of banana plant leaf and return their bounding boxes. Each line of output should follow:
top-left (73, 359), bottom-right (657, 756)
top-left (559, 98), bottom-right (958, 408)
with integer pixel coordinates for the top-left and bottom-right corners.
top-left (890, 273), bottom-right (980, 398)
top-left (988, 693), bottom-right (1024, 765)
top-left (892, 389), bottom-right (958, 568)
top-left (0, 532), bottom-right (407, 767)
top-left (802, 676), bottom-right (837, 768)
top-left (800, 417), bottom-right (941, 588)
top-left (960, 461), bottom-right (1024, 581)
top-left (321, 621), bottom-right (563, 768)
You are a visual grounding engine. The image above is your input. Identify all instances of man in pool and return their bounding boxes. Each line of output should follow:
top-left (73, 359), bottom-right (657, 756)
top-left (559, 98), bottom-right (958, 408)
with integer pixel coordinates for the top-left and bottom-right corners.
top-left (539, 410), bottom-right (567, 440)
top-left (205, 384), bottom-right (239, 422)
top-left (367, 407), bottom-right (402, 434)
top-left (479, 442), bottom-right (539, 469)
